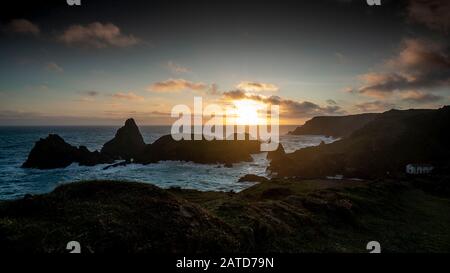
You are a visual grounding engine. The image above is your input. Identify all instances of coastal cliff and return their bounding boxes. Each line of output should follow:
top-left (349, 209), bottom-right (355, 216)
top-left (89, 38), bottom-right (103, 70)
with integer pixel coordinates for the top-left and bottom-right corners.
top-left (288, 113), bottom-right (378, 137)
top-left (271, 107), bottom-right (450, 178)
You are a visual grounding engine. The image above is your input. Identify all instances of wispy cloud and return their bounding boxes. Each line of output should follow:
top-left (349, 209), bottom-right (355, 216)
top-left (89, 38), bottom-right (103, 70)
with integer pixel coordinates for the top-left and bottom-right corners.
top-left (59, 22), bottom-right (140, 48)
top-left (112, 92), bottom-right (144, 101)
top-left (354, 101), bottom-right (396, 112)
top-left (45, 62), bottom-right (64, 73)
top-left (236, 81), bottom-right (279, 92)
top-left (4, 19), bottom-right (40, 36)
top-left (148, 78), bottom-right (208, 93)
top-left (335, 52), bottom-right (347, 64)
top-left (400, 90), bottom-right (443, 103)
top-left (79, 90), bottom-right (99, 97)
top-left (166, 61), bottom-right (190, 74)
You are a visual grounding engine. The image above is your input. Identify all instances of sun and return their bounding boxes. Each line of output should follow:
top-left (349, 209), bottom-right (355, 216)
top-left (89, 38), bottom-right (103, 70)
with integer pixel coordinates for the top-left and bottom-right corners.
top-left (233, 99), bottom-right (266, 125)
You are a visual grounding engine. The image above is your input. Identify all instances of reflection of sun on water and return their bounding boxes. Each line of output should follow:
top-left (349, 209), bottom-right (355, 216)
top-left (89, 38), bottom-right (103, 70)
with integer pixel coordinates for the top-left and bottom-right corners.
top-left (233, 99), bottom-right (267, 125)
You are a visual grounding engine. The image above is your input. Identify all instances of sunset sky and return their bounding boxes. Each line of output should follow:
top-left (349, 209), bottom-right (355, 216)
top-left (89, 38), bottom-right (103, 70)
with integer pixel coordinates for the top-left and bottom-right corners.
top-left (0, 0), bottom-right (449, 125)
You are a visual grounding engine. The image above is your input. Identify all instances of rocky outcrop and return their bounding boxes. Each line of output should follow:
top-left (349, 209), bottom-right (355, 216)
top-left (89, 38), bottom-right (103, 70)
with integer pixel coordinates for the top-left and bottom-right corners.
top-left (238, 174), bottom-right (269, 183)
top-left (101, 118), bottom-right (146, 160)
top-left (22, 134), bottom-right (113, 169)
top-left (267, 143), bottom-right (286, 160)
top-left (135, 134), bottom-right (261, 165)
top-left (289, 113), bottom-right (378, 137)
top-left (23, 119), bottom-right (262, 169)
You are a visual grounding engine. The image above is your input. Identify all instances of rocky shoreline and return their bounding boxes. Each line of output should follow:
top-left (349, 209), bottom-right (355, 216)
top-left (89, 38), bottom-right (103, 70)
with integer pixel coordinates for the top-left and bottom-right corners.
top-left (22, 118), bottom-right (261, 169)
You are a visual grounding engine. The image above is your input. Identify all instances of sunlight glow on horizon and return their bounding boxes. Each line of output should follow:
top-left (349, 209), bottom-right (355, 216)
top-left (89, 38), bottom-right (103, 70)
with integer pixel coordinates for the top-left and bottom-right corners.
top-left (232, 99), bottom-right (268, 126)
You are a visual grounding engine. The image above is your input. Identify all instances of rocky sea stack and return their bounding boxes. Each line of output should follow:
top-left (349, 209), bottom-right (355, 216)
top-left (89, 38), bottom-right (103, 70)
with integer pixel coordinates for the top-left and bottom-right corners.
top-left (22, 118), bottom-right (262, 169)
top-left (101, 118), bottom-right (146, 160)
top-left (22, 134), bottom-right (113, 169)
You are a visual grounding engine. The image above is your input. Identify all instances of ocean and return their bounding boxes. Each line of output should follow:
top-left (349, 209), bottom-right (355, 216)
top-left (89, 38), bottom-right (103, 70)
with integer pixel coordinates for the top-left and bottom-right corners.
top-left (0, 126), bottom-right (335, 200)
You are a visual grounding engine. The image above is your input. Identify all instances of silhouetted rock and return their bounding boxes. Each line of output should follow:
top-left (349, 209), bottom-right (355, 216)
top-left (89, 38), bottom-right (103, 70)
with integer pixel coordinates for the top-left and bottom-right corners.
top-left (23, 119), bottom-right (262, 169)
top-left (136, 134), bottom-right (261, 165)
top-left (238, 174), bottom-right (269, 183)
top-left (22, 134), bottom-right (113, 169)
top-left (267, 143), bottom-right (286, 160)
top-left (289, 113), bottom-right (378, 138)
top-left (101, 118), bottom-right (146, 160)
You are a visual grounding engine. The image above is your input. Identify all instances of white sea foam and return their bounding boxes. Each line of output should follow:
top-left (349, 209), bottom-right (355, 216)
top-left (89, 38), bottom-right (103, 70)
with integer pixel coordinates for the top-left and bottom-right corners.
top-left (0, 126), bottom-right (336, 199)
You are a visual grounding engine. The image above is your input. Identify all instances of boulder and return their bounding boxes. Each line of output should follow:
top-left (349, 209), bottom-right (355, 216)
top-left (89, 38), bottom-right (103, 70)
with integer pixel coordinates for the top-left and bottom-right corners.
top-left (101, 118), bottom-right (146, 160)
top-left (267, 143), bottom-right (286, 160)
top-left (238, 174), bottom-right (269, 183)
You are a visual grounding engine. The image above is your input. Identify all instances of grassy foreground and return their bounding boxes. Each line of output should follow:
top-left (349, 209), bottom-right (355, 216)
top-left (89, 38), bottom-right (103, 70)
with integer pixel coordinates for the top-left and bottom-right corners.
top-left (0, 177), bottom-right (449, 253)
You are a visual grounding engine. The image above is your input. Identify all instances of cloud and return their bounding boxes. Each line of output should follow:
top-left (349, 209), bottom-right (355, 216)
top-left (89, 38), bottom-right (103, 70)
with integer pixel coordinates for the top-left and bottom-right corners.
top-left (24, 84), bottom-right (50, 92)
top-left (407, 0), bottom-right (450, 33)
top-left (45, 62), bottom-right (63, 73)
top-left (80, 90), bottom-right (99, 97)
top-left (148, 111), bottom-right (171, 116)
top-left (77, 90), bottom-right (100, 101)
top-left (357, 39), bottom-right (450, 98)
top-left (335, 53), bottom-right (347, 64)
top-left (112, 92), bottom-right (144, 101)
top-left (166, 61), bottom-right (190, 74)
top-left (59, 22), bottom-right (140, 48)
top-left (222, 90), bottom-right (345, 118)
top-left (327, 99), bottom-right (337, 105)
top-left (148, 78), bottom-right (209, 93)
top-left (207, 83), bottom-right (221, 95)
top-left (76, 97), bottom-right (96, 103)
top-left (400, 90), bottom-right (443, 103)
top-left (236, 81), bottom-right (279, 92)
top-left (354, 101), bottom-right (396, 112)
top-left (4, 19), bottom-right (40, 35)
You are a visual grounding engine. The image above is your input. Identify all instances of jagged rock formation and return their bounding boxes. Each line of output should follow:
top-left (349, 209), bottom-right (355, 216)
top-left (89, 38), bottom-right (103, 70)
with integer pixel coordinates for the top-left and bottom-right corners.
top-left (22, 134), bottom-right (113, 169)
top-left (100, 118), bottom-right (146, 160)
top-left (135, 134), bottom-right (260, 165)
top-left (289, 113), bottom-right (378, 137)
top-left (267, 143), bottom-right (286, 160)
top-left (23, 119), bottom-right (262, 169)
